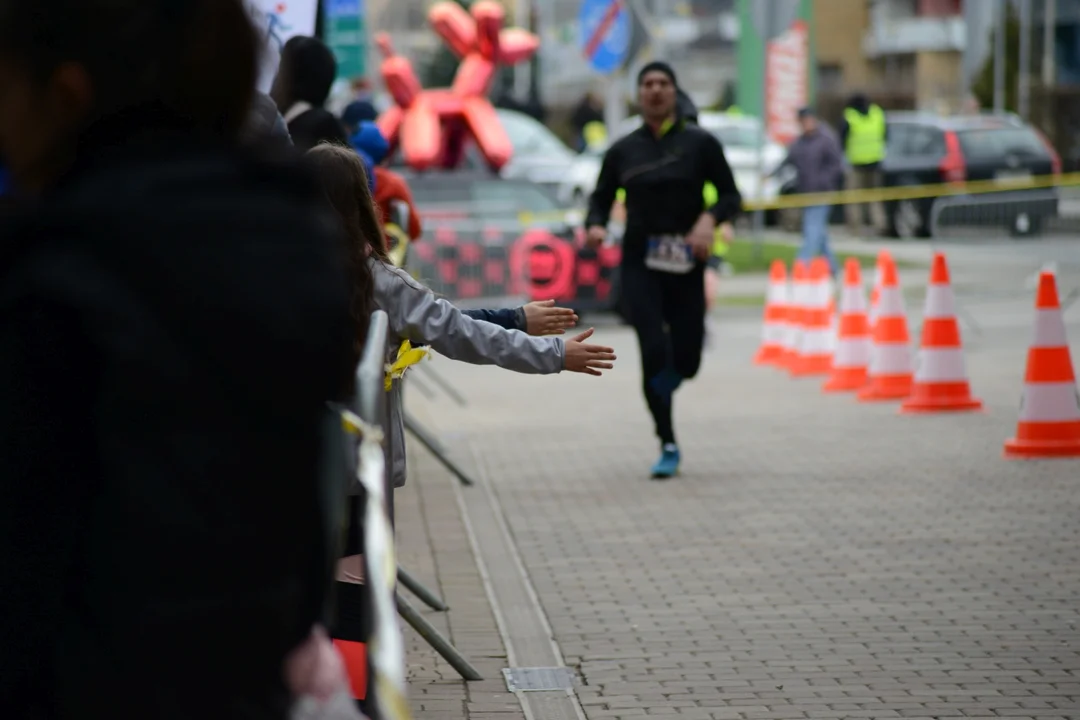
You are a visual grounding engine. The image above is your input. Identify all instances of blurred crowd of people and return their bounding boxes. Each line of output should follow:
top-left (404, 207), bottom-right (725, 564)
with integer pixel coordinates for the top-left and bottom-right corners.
top-left (0, 1), bottom-right (615, 718)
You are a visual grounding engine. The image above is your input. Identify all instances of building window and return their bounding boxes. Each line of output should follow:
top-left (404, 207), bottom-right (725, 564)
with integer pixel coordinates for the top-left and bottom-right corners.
top-left (819, 63), bottom-right (844, 93)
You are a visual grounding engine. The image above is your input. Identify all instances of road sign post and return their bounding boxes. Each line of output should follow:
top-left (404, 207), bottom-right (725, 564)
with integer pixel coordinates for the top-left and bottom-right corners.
top-left (323, 0), bottom-right (367, 80)
top-left (579, 0), bottom-right (647, 137)
top-left (579, 0), bottom-right (632, 75)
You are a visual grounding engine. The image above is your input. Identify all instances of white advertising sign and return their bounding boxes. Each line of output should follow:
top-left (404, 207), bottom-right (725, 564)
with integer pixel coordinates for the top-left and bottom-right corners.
top-left (248, 0), bottom-right (320, 92)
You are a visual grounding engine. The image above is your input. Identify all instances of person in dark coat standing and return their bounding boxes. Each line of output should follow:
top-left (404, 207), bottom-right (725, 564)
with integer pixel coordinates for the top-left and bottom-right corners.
top-left (773, 108), bottom-right (844, 275)
top-left (271, 36), bottom-right (350, 152)
top-left (0, 0), bottom-right (356, 717)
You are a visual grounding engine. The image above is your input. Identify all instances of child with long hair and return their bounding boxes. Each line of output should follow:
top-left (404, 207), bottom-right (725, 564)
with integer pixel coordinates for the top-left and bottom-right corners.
top-left (305, 143), bottom-right (616, 700)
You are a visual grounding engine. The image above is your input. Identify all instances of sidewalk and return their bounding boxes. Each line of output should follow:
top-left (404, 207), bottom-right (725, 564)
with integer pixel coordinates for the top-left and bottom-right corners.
top-left (397, 292), bottom-right (1080, 720)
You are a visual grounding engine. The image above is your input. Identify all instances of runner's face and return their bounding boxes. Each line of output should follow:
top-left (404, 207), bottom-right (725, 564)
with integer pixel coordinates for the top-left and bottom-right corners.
top-left (638, 71), bottom-right (675, 121)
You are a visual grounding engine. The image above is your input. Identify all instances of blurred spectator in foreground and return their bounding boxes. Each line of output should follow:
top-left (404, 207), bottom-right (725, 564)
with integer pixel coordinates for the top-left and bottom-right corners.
top-left (838, 92), bottom-right (888, 237)
top-left (244, 90), bottom-right (294, 148)
top-left (272, 36), bottom-right (350, 152)
top-left (773, 108), bottom-right (844, 275)
top-left (0, 0), bottom-right (356, 717)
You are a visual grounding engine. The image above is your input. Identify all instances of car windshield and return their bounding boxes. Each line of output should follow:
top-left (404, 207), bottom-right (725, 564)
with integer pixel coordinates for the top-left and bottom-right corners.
top-left (957, 128), bottom-right (1047, 159)
top-left (711, 125), bottom-right (762, 149)
top-left (496, 109), bottom-right (575, 159)
top-left (471, 180), bottom-right (561, 215)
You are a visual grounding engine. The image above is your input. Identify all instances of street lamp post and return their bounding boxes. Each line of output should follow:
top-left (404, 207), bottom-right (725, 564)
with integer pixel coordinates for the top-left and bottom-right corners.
top-left (1019, 0), bottom-right (1032, 120)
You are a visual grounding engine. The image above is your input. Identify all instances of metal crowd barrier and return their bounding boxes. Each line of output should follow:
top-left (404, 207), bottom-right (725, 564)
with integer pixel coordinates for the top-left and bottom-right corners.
top-left (342, 310), bottom-right (483, 719)
top-left (738, 172), bottom-right (1080, 242)
top-left (361, 281), bottom-right (482, 684)
top-left (930, 186), bottom-right (1080, 240)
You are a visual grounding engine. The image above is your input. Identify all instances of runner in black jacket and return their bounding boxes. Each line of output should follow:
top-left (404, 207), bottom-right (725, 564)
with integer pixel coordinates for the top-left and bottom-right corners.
top-left (585, 61), bottom-right (742, 479)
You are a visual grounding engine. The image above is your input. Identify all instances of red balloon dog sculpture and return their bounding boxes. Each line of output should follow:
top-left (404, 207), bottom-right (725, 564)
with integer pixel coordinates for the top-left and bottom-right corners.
top-left (376, 0), bottom-right (540, 171)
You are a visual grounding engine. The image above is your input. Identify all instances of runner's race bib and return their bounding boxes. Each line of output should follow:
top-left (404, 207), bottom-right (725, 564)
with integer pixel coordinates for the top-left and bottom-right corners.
top-left (645, 235), bottom-right (694, 274)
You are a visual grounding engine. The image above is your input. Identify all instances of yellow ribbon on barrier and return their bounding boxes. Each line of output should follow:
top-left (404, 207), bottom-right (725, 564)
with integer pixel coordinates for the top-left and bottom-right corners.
top-left (385, 223), bottom-right (410, 269)
top-left (339, 409), bottom-right (413, 720)
top-left (385, 340), bottom-right (428, 391)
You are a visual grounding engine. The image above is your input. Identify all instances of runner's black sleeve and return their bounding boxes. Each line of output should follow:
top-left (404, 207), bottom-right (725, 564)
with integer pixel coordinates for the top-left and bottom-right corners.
top-left (585, 143), bottom-right (621, 229)
top-left (702, 135), bottom-right (742, 225)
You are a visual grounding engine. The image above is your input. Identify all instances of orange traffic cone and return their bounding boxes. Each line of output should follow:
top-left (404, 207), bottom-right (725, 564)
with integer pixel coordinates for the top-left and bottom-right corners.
top-left (858, 253), bottom-right (913, 401)
top-left (823, 258), bottom-right (871, 392)
top-left (754, 260), bottom-right (789, 365)
top-left (901, 253), bottom-right (982, 413)
top-left (867, 251), bottom-right (887, 331)
top-left (779, 260), bottom-right (808, 369)
top-left (1004, 270), bottom-right (1080, 458)
top-left (789, 258), bottom-right (833, 377)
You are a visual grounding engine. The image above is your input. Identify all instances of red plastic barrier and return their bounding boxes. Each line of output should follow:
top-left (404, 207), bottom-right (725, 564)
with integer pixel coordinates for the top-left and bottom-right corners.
top-left (434, 226), bottom-right (458, 286)
top-left (332, 639), bottom-right (367, 700)
top-left (510, 230), bottom-right (576, 302)
top-left (481, 227), bottom-right (508, 290)
top-left (456, 240), bottom-right (483, 298)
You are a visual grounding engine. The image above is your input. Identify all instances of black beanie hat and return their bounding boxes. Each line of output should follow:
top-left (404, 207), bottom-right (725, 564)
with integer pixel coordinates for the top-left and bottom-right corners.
top-left (637, 61), bottom-right (677, 87)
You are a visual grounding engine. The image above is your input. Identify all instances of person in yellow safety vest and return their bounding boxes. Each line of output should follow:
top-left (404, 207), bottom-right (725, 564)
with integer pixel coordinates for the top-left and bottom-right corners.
top-left (838, 92), bottom-right (888, 237)
top-left (582, 120), bottom-right (608, 153)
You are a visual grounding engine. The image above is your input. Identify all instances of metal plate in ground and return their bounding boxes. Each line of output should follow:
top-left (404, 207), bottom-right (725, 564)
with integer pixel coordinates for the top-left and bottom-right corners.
top-left (502, 667), bottom-right (577, 692)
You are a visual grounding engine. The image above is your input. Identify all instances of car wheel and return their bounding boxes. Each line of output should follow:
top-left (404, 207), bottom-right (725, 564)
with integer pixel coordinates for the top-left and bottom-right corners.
top-left (1008, 211), bottom-right (1043, 238)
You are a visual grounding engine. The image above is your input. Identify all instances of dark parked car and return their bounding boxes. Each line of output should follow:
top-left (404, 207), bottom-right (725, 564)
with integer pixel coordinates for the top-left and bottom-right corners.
top-left (401, 170), bottom-right (579, 230)
top-left (780, 112), bottom-right (1061, 238)
top-left (882, 112), bottom-right (1060, 238)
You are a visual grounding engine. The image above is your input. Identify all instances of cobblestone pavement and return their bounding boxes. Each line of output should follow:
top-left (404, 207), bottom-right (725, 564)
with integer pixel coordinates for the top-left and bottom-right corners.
top-left (397, 283), bottom-right (1080, 720)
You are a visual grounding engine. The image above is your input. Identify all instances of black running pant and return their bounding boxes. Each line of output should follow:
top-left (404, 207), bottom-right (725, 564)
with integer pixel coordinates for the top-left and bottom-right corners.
top-left (621, 262), bottom-right (707, 446)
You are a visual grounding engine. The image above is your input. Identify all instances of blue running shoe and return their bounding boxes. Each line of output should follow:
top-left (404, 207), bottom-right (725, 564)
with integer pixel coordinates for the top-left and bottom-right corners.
top-left (650, 443), bottom-right (681, 480)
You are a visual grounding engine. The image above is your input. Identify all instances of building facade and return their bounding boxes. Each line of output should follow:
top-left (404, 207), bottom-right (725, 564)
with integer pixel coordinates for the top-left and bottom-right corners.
top-left (814, 0), bottom-right (978, 112)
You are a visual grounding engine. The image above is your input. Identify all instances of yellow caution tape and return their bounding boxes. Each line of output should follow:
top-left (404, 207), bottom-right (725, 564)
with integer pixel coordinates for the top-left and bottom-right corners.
top-left (506, 172), bottom-right (1080, 225)
top-left (742, 171), bottom-right (1080, 212)
top-left (384, 339), bottom-right (428, 391)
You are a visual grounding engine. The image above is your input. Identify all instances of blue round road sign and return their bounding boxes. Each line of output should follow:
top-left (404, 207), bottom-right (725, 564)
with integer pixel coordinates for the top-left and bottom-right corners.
top-left (578, 0), bottom-right (631, 75)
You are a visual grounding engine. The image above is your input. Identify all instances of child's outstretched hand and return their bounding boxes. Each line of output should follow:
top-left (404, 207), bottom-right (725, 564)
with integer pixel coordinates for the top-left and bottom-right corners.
top-left (524, 299), bottom-right (578, 336)
top-left (563, 328), bottom-right (616, 376)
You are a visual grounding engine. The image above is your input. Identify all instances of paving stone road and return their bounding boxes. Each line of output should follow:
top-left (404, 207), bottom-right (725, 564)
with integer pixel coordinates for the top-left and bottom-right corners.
top-left (396, 272), bottom-right (1080, 720)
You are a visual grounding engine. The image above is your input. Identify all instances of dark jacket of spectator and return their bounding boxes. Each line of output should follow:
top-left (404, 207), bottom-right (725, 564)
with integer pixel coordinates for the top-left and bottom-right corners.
top-left (780, 125), bottom-right (845, 194)
top-left (0, 103), bottom-right (354, 719)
